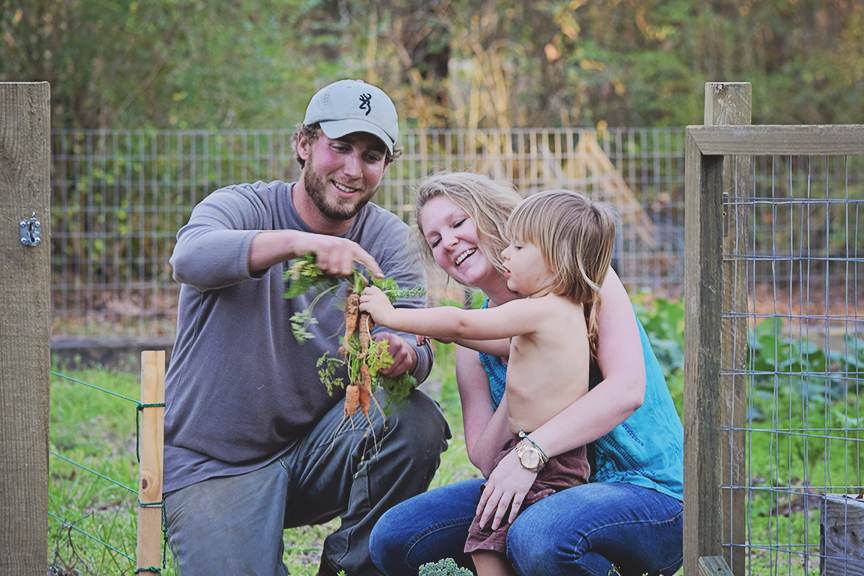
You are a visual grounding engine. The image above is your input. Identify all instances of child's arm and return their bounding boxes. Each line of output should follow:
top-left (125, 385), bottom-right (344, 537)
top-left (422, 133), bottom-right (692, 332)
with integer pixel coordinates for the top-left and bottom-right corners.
top-left (359, 286), bottom-right (538, 341)
top-left (416, 334), bottom-right (511, 358)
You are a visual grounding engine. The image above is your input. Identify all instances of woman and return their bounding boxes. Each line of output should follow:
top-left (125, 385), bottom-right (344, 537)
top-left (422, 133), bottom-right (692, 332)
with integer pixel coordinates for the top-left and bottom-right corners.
top-left (369, 172), bottom-right (684, 576)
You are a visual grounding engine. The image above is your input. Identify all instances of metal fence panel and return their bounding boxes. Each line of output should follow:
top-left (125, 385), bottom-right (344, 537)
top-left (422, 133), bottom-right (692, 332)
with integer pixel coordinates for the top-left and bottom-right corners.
top-left (684, 124), bottom-right (864, 576)
top-left (51, 127), bottom-right (863, 339)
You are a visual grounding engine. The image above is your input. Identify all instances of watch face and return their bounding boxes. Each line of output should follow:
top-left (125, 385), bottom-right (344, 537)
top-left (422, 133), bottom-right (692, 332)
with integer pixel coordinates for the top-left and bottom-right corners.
top-left (521, 447), bottom-right (540, 469)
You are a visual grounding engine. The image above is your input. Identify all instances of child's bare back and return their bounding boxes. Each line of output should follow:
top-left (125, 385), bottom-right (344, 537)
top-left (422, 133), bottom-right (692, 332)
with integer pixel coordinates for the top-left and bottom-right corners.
top-left (504, 292), bottom-right (589, 434)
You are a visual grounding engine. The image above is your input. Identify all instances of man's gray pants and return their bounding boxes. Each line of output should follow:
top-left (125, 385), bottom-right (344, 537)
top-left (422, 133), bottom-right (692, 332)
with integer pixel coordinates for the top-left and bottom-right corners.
top-left (164, 388), bottom-right (450, 576)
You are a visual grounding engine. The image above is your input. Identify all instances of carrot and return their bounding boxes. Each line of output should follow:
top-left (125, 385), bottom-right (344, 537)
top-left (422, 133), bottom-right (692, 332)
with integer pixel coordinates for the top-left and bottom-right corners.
top-left (358, 380), bottom-right (371, 417)
top-left (358, 312), bottom-right (372, 351)
top-left (358, 311), bottom-right (375, 417)
top-left (344, 383), bottom-right (360, 417)
top-left (343, 288), bottom-right (360, 352)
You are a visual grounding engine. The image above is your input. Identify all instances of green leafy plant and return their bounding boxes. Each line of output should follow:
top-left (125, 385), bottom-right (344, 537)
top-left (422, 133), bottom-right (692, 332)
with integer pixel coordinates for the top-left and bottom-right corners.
top-left (284, 253), bottom-right (427, 411)
top-left (748, 317), bottom-right (863, 410)
top-left (418, 558), bottom-right (473, 576)
top-left (631, 293), bottom-right (685, 379)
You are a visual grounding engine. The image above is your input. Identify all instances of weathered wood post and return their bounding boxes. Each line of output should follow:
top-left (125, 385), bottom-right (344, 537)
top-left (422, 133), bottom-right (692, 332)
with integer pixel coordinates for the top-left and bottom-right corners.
top-left (137, 350), bottom-right (166, 574)
top-left (0, 82), bottom-right (52, 575)
top-left (822, 494), bottom-right (864, 576)
top-left (683, 87), bottom-right (728, 576)
top-left (705, 81), bottom-right (751, 576)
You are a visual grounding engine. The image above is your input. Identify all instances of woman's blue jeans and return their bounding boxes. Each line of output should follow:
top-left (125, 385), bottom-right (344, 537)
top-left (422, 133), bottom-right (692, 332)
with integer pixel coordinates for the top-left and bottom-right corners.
top-left (370, 479), bottom-right (683, 576)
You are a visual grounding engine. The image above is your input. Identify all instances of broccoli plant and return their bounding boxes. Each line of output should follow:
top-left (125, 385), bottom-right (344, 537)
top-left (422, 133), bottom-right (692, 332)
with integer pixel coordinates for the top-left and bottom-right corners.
top-left (418, 558), bottom-right (473, 576)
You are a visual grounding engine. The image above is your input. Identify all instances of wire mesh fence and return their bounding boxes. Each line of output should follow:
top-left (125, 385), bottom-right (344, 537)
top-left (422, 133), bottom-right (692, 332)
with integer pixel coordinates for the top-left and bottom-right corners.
top-left (50, 127), bottom-right (863, 340)
top-left (729, 153), bottom-right (863, 576)
top-left (678, 122), bottom-right (864, 576)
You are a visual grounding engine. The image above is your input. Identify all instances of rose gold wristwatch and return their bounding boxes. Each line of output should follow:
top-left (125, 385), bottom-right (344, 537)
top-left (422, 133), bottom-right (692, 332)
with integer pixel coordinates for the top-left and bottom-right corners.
top-left (515, 438), bottom-right (546, 472)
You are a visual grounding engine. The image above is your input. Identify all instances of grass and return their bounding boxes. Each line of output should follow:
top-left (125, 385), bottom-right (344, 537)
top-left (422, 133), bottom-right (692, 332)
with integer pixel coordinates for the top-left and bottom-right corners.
top-left (47, 295), bottom-right (864, 575)
top-left (47, 342), bottom-right (472, 576)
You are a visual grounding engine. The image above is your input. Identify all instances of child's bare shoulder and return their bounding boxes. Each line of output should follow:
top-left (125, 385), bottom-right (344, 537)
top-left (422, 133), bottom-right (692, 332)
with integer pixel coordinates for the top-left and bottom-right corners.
top-left (504, 293), bottom-right (579, 320)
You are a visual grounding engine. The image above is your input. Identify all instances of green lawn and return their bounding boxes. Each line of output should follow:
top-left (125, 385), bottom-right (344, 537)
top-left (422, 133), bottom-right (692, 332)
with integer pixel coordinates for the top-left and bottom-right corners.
top-left (47, 342), bottom-right (471, 576)
top-left (47, 296), bottom-right (864, 575)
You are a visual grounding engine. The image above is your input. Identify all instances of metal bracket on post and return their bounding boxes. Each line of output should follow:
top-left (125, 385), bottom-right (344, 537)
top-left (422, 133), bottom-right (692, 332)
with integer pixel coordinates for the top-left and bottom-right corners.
top-left (19, 212), bottom-right (42, 246)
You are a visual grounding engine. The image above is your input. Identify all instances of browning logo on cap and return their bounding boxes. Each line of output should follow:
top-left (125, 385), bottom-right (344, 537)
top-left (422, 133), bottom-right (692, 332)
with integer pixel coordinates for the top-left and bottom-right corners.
top-left (359, 93), bottom-right (372, 116)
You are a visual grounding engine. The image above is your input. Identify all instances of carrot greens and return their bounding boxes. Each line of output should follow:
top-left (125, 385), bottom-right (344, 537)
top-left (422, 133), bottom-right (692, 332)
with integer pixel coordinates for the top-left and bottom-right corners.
top-left (284, 253), bottom-right (426, 422)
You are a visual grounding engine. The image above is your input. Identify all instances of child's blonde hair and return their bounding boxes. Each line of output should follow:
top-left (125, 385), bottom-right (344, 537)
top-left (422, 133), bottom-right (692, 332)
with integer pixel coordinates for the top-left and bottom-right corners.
top-left (412, 171), bottom-right (521, 283)
top-left (506, 189), bottom-right (618, 357)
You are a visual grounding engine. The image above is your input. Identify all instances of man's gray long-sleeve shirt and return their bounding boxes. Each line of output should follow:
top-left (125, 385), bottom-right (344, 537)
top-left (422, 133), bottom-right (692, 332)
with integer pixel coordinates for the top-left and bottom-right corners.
top-left (163, 180), bottom-right (432, 493)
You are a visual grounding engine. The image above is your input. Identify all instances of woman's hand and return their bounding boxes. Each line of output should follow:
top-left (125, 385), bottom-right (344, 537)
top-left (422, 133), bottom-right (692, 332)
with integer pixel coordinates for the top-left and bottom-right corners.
top-left (476, 449), bottom-right (536, 530)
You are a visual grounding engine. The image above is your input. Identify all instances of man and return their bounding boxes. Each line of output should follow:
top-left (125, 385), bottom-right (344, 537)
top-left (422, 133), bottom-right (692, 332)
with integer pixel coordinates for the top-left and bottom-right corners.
top-left (163, 79), bottom-right (450, 576)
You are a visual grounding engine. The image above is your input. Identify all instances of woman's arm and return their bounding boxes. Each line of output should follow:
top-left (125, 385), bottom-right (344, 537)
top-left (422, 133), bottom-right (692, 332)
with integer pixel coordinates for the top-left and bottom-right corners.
top-left (520, 268), bottom-right (646, 457)
top-left (419, 336), bottom-right (511, 358)
top-left (455, 345), bottom-right (513, 476)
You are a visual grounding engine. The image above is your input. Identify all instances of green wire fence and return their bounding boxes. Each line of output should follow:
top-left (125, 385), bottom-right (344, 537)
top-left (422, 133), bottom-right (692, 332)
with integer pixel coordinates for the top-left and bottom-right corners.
top-left (48, 351), bottom-right (167, 575)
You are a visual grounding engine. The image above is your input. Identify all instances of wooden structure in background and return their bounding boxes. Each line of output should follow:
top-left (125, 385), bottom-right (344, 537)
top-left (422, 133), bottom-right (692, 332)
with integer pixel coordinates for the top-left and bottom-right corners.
top-left (572, 133), bottom-right (656, 248)
top-left (137, 350), bottom-right (166, 574)
top-left (706, 82), bottom-right (751, 576)
top-left (0, 82), bottom-right (51, 576)
top-left (821, 495), bottom-right (864, 576)
top-left (683, 105), bottom-right (864, 574)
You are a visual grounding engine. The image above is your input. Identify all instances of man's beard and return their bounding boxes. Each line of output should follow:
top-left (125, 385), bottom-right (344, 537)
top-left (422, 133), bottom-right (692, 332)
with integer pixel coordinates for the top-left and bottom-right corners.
top-left (303, 156), bottom-right (375, 221)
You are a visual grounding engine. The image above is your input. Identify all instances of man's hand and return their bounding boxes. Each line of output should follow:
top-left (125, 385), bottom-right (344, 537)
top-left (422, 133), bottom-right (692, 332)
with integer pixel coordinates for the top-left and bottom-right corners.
top-left (248, 230), bottom-right (383, 278)
top-left (308, 235), bottom-right (382, 279)
top-left (373, 332), bottom-right (418, 377)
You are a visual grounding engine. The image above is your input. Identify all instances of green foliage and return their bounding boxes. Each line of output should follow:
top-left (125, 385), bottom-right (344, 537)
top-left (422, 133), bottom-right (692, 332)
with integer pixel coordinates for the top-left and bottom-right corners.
top-left (419, 557), bottom-right (473, 576)
top-left (1, 0), bottom-right (318, 129)
top-left (748, 317), bottom-right (864, 415)
top-left (468, 290), bottom-right (487, 310)
top-left (316, 352), bottom-right (345, 396)
top-left (370, 275), bottom-right (427, 303)
top-left (5, 0), bottom-right (864, 130)
top-left (284, 253), bottom-right (426, 404)
top-left (631, 293), bottom-right (685, 379)
top-left (284, 254), bottom-right (343, 344)
top-left (284, 254), bottom-right (340, 299)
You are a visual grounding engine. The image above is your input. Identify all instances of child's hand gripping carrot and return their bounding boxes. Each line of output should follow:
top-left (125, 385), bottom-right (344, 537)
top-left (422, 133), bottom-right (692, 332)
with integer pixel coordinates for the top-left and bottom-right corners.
top-left (358, 286), bottom-right (396, 327)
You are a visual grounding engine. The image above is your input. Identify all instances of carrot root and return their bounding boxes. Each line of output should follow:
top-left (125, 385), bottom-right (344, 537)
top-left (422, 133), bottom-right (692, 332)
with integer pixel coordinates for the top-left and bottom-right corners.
top-left (359, 381), bottom-right (371, 417)
top-left (343, 289), bottom-right (360, 347)
top-left (344, 383), bottom-right (360, 417)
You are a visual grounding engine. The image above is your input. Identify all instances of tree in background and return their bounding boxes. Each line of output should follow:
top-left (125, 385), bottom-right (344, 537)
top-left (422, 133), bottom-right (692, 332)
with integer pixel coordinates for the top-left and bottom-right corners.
top-left (0, 0), bottom-right (321, 129)
top-left (2, 0), bottom-right (863, 129)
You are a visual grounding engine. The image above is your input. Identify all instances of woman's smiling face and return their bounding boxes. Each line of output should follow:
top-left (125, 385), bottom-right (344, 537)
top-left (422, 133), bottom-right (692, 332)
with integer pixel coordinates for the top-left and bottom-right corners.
top-left (418, 195), bottom-right (499, 288)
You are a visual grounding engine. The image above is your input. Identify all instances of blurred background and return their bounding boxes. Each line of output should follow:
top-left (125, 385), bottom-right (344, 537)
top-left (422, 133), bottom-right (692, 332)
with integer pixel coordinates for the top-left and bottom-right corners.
top-left (2, 0), bottom-right (863, 342)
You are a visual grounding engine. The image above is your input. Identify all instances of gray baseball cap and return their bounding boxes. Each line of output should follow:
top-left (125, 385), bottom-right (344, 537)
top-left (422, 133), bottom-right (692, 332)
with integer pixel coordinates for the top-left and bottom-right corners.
top-left (303, 79), bottom-right (399, 153)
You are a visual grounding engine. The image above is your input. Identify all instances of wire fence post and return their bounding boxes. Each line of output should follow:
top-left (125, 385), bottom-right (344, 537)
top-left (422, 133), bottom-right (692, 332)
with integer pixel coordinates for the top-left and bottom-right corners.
top-left (683, 101), bottom-right (727, 574)
top-left (706, 81), bottom-right (751, 576)
top-left (137, 350), bottom-right (166, 574)
top-left (0, 81), bottom-right (51, 576)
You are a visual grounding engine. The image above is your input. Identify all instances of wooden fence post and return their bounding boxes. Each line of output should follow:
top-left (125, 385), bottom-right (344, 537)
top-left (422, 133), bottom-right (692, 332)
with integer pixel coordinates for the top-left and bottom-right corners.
top-left (705, 81), bottom-right (751, 576)
top-left (683, 97), bottom-right (727, 575)
top-left (0, 82), bottom-right (51, 576)
top-left (137, 350), bottom-right (166, 574)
